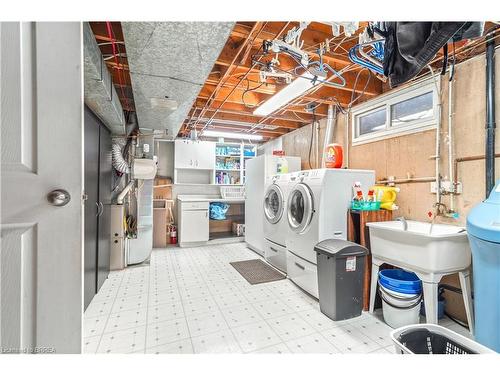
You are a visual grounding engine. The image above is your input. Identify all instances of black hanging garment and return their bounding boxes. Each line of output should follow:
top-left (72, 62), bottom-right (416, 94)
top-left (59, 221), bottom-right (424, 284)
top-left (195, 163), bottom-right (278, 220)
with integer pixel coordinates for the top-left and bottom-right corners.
top-left (383, 22), bottom-right (484, 88)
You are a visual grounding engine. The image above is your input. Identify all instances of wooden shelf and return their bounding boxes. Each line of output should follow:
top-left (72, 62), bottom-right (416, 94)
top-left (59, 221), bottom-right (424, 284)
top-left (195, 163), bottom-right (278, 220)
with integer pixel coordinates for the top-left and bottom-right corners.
top-left (347, 209), bottom-right (393, 311)
top-left (209, 231), bottom-right (243, 240)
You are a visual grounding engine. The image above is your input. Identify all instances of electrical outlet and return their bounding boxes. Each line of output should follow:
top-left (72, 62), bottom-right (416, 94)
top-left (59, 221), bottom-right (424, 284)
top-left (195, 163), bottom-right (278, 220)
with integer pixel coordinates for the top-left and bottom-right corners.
top-left (430, 180), bottom-right (462, 194)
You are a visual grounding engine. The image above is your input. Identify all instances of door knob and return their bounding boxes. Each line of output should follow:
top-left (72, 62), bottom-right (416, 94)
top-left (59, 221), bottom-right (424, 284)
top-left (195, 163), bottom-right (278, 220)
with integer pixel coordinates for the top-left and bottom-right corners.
top-left (47, 189), bottom-right (71, 207)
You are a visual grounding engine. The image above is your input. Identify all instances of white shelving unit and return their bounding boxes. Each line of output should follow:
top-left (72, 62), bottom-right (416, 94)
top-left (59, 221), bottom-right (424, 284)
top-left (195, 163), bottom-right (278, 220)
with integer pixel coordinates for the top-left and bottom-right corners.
top-left (214, 142), bottom-right (256, 185)
top-left (173, 139), bottom-right (257, 186)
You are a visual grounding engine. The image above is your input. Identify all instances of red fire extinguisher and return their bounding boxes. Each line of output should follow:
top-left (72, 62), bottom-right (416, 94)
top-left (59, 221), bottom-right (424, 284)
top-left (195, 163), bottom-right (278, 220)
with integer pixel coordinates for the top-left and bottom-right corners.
top-left (170, 225), bottom-right (177, 245)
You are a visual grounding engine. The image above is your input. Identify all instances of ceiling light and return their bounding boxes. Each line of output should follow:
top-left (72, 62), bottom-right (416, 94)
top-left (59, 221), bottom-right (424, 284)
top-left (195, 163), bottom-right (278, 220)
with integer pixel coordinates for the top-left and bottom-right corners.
top-left (202, 130), bottom-right (263, 141)
top-left (253, 72), bottom-right (320, 117)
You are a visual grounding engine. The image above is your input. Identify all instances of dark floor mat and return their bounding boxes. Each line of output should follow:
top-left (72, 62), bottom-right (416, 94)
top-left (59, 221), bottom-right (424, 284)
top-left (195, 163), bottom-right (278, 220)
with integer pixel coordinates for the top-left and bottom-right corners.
top-left (230, 259), bottom-right (286, 285)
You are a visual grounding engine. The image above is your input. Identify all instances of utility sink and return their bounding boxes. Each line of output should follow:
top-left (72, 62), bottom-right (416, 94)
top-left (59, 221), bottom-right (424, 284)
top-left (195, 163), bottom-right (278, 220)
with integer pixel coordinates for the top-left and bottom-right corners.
top-left (366, 220), bottom-right (471, 274)
top-left (366, 220), bottom-right (474, 332)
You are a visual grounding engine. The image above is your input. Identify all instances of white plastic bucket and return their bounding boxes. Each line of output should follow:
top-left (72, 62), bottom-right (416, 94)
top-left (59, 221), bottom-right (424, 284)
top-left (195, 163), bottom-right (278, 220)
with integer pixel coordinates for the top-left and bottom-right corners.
top-left (379, 285), bottom-right (421, 308)
top-left (380, 284), bottom-right (422, 329)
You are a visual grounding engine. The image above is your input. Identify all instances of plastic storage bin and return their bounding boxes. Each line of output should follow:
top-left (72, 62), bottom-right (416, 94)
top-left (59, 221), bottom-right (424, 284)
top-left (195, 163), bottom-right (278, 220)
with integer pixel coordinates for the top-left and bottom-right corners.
top-left (391, 324), bottom-right (495, 354)
top-left (314, 239), bottom-right (368, 321)
top-left (467, 180), bottom-right (500, 352)
top-left (379, 269), bottom-right (422, 294)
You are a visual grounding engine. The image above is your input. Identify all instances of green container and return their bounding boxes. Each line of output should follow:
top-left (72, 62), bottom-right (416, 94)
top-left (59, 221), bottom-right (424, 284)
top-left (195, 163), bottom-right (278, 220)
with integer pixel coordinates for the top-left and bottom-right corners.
top-left (350, 200), bottom-right (381, 211)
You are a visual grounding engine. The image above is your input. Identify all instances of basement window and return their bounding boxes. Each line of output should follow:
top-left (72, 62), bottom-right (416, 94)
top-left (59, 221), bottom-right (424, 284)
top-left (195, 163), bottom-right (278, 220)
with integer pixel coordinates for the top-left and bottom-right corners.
top-left (352, 78), bottom-right (438, 145)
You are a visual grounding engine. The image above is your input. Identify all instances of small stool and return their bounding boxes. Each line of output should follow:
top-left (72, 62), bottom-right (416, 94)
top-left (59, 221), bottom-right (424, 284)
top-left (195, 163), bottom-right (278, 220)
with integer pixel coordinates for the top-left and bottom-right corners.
top-left (369, 257), bottom-right (474, 335)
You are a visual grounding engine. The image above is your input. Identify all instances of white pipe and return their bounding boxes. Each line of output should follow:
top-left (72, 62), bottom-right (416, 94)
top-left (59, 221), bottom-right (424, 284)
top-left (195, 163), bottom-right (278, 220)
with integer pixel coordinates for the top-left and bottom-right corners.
top-left (315, 119), bottom-right (320, 168)
top-left (117, 181), bottom-right (134, 205)
top-left (321, 104), bottom-right (336, 167)
top-left (428, 65), bottom-right (442, 206)
top-left (448, 76), bottom-right (455, 211)
top-left (345, 112), bottom-right (350, 168)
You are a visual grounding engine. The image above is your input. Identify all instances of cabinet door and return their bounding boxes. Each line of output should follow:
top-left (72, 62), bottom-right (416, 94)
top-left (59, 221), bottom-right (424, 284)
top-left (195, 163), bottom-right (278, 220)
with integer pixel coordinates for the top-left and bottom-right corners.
top-left (181, 210), bottom-right (209, 242)
top-left (174, 140), bottom-right (195, 168)
top-left (97, 124), bottom-right (111, 292)
top-left (84, 106), bottom-right (99, 310)
top-left (194, 141), bottom-right (215, 169)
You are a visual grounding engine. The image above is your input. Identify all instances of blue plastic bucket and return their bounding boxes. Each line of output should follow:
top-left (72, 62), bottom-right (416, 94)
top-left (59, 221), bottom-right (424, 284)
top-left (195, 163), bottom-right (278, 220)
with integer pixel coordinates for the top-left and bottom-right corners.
top-left (379, 269), bottom-right (422, 295)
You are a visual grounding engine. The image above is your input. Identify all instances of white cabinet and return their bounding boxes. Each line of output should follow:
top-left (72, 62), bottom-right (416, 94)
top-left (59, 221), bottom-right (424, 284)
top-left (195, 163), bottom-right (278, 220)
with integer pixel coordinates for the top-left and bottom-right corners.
top-left (174, 140), bottom-right (215, 170)
top-left (178, 201), bottom-right (210, 246)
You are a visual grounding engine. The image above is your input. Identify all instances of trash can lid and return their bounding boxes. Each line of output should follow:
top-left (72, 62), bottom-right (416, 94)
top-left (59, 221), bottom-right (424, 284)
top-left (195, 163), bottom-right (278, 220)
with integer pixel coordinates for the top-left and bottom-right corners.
top-left (467, 180), bottom-right (500, 243)
top-left (314, 239), bottom-right (368, 258)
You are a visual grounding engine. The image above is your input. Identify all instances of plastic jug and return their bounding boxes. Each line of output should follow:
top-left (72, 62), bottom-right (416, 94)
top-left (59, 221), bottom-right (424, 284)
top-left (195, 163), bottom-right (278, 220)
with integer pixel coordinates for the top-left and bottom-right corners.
top-left (324, 143), bottom-right (343, 168)
top-left (276, 157), bottom-right (289, 174)
top-left (372, 185), bottom-right (400, 210)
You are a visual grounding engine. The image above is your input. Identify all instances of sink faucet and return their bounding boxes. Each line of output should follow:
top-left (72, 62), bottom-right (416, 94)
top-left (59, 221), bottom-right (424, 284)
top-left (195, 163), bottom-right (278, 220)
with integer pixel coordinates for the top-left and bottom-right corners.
top-left (395, 216), bottom-right (408, 231)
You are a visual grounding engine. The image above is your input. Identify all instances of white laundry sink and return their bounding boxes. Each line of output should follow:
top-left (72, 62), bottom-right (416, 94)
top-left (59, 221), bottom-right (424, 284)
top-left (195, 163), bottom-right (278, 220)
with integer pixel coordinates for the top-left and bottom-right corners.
top-left (366, 220), bottom-right (471, 274)
top-left (366, 220), bottom-right (474, 331)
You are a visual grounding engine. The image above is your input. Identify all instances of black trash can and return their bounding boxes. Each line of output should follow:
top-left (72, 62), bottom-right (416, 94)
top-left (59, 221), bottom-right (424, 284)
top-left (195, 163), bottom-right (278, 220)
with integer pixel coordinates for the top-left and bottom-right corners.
top-left (314, 239), bottom-right (368, 321)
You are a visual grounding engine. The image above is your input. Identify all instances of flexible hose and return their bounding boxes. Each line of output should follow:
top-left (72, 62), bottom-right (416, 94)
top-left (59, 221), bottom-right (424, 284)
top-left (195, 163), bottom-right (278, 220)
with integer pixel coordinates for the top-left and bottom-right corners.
top-left (112, 138), bottom-right (130, 174)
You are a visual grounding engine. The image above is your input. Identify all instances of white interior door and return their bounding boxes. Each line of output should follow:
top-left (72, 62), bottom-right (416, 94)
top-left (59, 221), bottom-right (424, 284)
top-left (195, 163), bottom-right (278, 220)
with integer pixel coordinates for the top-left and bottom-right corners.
top-left (1, 22), bottom-right (83, 354)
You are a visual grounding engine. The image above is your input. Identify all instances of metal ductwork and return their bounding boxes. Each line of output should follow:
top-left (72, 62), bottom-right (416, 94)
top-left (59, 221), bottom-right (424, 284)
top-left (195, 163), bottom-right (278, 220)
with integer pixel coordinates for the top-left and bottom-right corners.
top-left (83, 22), bottom-right (125, 135)
top-left (122, 22), bottom-right (234, 137)
top-left (485, 38), bottom-right (496, 197)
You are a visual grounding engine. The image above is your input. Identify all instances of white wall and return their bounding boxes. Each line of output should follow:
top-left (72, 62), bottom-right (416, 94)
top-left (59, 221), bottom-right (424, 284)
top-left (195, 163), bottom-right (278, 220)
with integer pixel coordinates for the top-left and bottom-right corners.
top-left (155, 141), bottom-right (175, 178)
top-left (257, 137), bottom-right (283, 156)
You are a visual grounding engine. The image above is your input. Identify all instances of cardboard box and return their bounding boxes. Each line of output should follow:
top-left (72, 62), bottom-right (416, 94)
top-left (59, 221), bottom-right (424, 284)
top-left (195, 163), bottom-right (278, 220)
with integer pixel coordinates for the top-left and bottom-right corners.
top-left (232, 222), bottom-right (245, 236)
top-left (441, 274), bottom-right (468, 324)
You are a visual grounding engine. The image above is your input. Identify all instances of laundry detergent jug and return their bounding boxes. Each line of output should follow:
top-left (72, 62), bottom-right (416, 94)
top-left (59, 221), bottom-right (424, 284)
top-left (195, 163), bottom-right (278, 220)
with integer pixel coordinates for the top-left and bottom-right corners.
top-left (324, 143), bottom-right (343, 168)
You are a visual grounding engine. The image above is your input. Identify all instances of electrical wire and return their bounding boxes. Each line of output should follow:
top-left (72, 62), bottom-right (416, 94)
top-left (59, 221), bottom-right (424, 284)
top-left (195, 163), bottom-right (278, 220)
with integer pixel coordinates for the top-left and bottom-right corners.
top-left (241, 78), bottom-right (265, 108)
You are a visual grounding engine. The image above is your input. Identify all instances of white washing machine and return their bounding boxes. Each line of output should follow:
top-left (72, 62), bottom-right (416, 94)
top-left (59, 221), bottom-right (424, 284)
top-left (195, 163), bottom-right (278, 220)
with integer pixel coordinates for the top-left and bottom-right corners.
top-left (263, 173), bottom-right (293, 272)
top-left (285, 168), bottom-right (375, 298)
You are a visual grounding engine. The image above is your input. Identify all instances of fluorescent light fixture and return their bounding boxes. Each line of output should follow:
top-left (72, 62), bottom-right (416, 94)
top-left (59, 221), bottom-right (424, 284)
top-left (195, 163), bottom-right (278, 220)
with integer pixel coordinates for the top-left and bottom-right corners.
top-left (253, 72), bottom-right (319, 116)
top-left (202, 130), bottom-right (263, 141)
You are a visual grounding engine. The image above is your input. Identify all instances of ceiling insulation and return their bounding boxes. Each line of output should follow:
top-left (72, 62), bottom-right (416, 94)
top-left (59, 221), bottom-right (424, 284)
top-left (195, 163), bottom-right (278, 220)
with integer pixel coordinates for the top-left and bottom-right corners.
top-left (122, 22), bottom-right (234, 136)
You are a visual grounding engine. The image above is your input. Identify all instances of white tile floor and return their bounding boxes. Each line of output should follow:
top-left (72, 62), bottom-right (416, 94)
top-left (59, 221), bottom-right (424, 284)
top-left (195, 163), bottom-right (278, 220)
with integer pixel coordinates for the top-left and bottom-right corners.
top-left (84, 242), bottom-right (471, 354)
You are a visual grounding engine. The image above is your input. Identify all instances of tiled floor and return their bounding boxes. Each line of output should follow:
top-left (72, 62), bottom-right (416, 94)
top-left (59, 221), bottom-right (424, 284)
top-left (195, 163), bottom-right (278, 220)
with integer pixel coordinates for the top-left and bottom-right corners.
top-left (84, 242), bottom-right (471, 354)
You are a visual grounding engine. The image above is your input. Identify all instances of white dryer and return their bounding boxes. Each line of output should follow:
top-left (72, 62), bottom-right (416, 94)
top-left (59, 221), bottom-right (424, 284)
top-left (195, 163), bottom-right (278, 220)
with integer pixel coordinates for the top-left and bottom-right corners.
top-left (263, 173), bottom-right (293, 272)
top-left (285, 168), bottom-right (375, 298)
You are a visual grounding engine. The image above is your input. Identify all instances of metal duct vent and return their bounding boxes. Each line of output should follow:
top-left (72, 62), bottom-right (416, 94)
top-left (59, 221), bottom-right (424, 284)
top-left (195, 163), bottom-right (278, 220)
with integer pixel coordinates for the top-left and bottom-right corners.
top-left (122, 22), bottom-right (234, 136)
top-left (83, 22), bottom-right (125, 135)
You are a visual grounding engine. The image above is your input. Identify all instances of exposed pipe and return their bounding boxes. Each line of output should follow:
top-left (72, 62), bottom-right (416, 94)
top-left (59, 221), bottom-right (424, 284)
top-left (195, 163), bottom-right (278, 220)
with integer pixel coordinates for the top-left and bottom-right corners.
top-left (454, 153), bottom-right (500, 187)
top-left (376, 176), bottom-right (436, 185)
top-left (485, 38), bottom-right (496, 197)
top-left (117, 181), bottom-right (135, 205)
top-left (315, 118), bottom-right (320, 168)
top-left (448, 72), bottom-right (455, 211)
top-left (428, 65), bottom-right (443, 207)
top-left (112, 138), bottom-right (130, 174)
top-left (321, 104), bottom-right (336, 167)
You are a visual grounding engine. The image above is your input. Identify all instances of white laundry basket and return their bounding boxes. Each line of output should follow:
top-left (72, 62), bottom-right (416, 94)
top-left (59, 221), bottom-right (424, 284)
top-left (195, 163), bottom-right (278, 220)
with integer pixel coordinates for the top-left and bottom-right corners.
top-left (220, 186), bottom-right (245, 199)
top-left (391, 324), bottom-right (495, 354)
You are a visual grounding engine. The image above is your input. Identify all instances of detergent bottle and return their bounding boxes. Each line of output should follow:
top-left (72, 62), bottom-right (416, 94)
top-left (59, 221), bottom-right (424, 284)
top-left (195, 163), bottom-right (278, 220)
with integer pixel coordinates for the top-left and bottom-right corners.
top-left (324, 143), bottom-right (343, 168)
top-left (372, 185), bottom-right (400, 210)
top-left (276, 157), bottom-right (289, 174)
